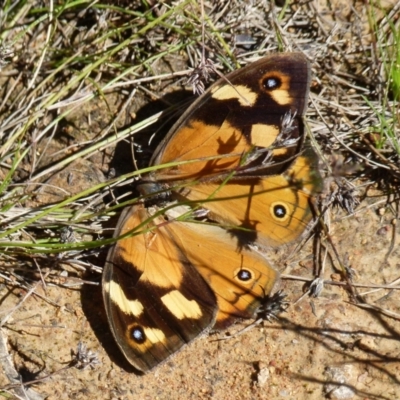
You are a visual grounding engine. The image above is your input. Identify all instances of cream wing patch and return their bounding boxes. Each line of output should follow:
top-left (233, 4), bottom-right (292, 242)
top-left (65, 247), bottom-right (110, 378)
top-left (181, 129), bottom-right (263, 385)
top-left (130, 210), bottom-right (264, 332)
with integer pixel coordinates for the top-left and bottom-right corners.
top-left (212, 84), bottom-right (257, 106)
top-left (270, 89), bottom-right (291, 105)
top-left (161, 290), bottom-right (203, 320)
top-left (250, 123), bottom-right (280, 148)
top-left (105, 280), bottom-right (144, 317)
top-left (142, 327), bottom-right (166, 344)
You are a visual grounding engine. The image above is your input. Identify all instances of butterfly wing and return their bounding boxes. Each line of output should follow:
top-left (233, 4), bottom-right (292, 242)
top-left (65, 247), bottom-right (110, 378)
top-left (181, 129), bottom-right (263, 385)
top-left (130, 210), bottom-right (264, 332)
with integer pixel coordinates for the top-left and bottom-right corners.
top-left (172, 150), bottom-right (322, 248)
top-left (150, 53), bottom-right (310, 181)
top-left (165, 215), bottom-right (279, 329)
top-left (103, 204), bottom-right (218, 372)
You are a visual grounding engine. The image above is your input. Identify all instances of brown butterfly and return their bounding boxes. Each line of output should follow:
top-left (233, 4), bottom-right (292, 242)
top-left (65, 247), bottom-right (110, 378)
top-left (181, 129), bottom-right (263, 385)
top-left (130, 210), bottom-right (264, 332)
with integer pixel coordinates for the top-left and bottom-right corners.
top-left (103, 53), bottom-right (322, 372)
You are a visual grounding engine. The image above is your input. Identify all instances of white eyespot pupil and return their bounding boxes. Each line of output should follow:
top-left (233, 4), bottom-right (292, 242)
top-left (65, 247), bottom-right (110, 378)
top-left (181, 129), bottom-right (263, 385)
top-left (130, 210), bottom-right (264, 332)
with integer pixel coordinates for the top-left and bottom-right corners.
top-left (132, 326), bottom-right (146, 343)
top-left (237, 269), bottom-right (252, 281)
top-left (274, 204), bottom-right (286, 218)
top-left (264, 77), bottom-right (280, 90)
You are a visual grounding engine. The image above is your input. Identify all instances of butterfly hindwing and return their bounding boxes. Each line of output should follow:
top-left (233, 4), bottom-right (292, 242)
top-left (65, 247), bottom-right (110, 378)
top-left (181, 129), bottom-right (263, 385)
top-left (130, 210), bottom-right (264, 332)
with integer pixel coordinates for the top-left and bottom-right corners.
top-left (164, 213), bottom-right (279, 329)
top-left (173, 150), bottom-right (322, 248)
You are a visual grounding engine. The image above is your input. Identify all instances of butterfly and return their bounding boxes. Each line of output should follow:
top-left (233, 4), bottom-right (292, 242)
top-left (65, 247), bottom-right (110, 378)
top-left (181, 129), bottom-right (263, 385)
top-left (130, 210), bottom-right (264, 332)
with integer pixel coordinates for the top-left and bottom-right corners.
top-left (102, 53), bottom-right (322, 372)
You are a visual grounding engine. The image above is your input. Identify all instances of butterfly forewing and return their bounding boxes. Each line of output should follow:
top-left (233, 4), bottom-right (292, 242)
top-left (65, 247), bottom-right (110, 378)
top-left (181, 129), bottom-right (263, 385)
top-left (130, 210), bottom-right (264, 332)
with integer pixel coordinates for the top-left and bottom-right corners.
top-left (103, 205), bottom-right (218, 372)
top-left (150, 53), bottom-right (311, 182)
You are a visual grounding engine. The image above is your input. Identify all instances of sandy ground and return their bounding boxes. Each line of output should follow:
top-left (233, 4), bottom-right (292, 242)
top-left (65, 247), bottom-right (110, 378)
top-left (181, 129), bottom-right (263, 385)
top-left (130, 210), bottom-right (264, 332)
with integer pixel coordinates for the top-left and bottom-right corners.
top-left (1, 155), bottom-right (399, 399)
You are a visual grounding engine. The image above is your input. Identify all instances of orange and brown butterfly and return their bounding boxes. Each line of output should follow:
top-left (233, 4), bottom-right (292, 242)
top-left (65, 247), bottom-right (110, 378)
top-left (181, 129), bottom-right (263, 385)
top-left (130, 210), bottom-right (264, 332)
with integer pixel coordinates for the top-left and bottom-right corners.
top-left (102, 53), bottom-right (322, 372)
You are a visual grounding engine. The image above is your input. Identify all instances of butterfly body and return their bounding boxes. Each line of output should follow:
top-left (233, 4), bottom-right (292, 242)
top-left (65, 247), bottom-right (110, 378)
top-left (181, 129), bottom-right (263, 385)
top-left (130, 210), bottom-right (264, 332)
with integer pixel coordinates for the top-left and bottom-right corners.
top-left (103, 53), bottom-right (321, 372)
